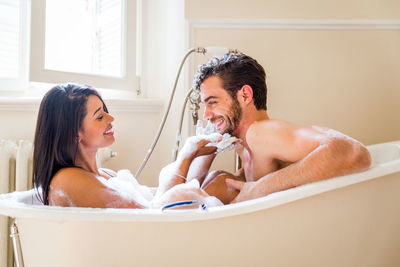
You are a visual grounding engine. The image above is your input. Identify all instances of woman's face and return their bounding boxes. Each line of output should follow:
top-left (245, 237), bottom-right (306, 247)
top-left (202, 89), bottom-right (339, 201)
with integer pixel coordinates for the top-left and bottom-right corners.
top-left (78, 95), bottom-right (115, 150)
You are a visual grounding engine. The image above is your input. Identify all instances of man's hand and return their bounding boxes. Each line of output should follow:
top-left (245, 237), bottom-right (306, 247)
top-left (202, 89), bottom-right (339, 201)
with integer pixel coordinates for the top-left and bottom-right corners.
top-left (226, 179), bottom-right (267, 203)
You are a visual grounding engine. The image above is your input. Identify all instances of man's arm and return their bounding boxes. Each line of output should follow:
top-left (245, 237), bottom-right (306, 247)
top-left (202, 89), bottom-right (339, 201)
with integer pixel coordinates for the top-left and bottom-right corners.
top-left (227, 122), bottom-right (371, 202)
top-left (200, 168), bottom-right (246, 204)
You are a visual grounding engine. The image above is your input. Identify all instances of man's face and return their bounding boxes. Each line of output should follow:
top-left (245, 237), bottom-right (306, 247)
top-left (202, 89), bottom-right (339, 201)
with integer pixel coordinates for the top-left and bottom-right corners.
top-left (200, 76), bottom-right (242, 136)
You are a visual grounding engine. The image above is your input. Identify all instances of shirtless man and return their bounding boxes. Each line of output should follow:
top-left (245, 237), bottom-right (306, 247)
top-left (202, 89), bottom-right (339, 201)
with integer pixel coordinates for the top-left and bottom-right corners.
top-left (193, 53), bottom-right (371, 204)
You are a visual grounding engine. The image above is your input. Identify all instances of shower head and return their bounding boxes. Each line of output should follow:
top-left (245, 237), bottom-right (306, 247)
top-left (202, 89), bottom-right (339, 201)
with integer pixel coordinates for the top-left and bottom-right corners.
top-left (195, 46), bottom-right (240, 57)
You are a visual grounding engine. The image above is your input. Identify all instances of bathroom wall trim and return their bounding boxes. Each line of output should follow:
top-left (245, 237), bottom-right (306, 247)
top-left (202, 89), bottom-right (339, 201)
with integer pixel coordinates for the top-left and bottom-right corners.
top-left (188, 19), bottom-right (400, 30)
top-left (0, 98), bottom-right (163, 113)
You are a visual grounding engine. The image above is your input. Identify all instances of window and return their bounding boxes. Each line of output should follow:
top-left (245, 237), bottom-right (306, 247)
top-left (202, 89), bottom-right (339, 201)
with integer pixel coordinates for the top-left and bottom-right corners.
top-left (45, 0), bottom-right (124, 77)
top-left (0, 0), bottom-right (30, 91)
top-left (0, 0), bottom-right (139, 93)
top-left (31, 0), bottom-right (138, 92)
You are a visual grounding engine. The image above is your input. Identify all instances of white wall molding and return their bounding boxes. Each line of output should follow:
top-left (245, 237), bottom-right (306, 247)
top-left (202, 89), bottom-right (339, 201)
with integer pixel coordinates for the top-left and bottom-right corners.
top-left (189, 19), bottom-right (400, 30)
top-left (186, 18), bottom-right (400, 135)
top-left (0, 98), bottom-right (40, 112)
top-left (0, 97), bottom-right (163, 113)
top-left (187, 18), bottom-right (400, 77)
top-left (107, 98), bottom-right (163, 113)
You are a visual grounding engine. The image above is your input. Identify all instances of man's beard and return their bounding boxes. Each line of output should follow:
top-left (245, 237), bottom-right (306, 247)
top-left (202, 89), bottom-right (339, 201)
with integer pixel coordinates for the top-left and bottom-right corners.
top-left (223, 98), bottom-right (242, 135)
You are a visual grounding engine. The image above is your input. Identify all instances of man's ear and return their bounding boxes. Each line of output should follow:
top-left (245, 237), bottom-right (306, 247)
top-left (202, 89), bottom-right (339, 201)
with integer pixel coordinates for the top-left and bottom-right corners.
top-left (237, 85), bottom-right (254, 105)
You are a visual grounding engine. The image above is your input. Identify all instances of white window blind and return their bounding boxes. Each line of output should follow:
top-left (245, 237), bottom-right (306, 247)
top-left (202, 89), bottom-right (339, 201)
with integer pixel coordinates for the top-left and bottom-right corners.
top-left (0, 0), bottom-right (29, 90)
top-left (45, 0), bottom-right (124, 77)
top-left (0, 1), bottom-right (19, 78)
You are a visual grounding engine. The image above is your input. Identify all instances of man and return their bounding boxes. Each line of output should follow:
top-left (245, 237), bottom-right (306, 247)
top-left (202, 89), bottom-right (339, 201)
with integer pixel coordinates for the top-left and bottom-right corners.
top-left (193, 53), bottom-right (371, 204)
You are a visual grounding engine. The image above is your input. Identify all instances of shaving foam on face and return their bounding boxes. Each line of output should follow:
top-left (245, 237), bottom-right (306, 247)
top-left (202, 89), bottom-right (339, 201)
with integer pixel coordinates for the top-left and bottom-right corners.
top-left (196, 120), bottom-right (240, 153)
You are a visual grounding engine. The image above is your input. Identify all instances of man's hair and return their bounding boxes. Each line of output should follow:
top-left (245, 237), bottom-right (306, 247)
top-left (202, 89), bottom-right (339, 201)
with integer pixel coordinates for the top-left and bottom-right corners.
top-left (193, 53), bottom-right (267, 110)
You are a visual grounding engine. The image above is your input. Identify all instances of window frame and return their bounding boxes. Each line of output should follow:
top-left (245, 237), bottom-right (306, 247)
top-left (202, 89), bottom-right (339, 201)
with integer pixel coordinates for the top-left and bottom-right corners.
top-left (30, 0), bottom-right (139, 92)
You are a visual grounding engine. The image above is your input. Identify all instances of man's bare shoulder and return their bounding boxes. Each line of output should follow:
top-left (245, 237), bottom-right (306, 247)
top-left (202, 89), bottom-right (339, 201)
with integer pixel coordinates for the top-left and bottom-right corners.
top-left (245, 119), bottom-right (290, 153)
top-left (245, 119), bottom-right (323, 160)
top-left (247, 119), bottom-right (329, 141)
top-left (247, 119), bottom-right (296, 140)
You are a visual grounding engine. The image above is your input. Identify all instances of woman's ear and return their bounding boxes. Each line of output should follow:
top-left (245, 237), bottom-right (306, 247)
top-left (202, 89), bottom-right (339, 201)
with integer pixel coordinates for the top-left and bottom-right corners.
top-left (77, 130), bottom-right (84, 143)
top-left (237, 85), bottom-right (254, 106)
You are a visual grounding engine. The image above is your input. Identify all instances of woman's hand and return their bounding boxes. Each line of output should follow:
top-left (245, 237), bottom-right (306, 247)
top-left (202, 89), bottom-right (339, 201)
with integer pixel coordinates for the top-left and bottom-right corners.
top-left (155, 135), bottom-right (220, 198)
top-left (177, 133), bottom-right (221, 160)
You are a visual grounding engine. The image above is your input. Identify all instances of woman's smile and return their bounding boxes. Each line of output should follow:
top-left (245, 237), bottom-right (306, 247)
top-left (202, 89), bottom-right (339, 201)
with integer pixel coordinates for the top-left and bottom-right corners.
top-left (104, 126), bottom-right (114, 136)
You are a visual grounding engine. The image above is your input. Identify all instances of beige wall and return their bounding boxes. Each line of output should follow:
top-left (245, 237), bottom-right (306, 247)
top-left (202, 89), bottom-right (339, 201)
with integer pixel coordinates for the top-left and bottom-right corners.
top-left (0, 111), bottom-right (37, 141)
top-left (186, 0), bottom-right (400, 172)
top-left (186, 0), bottom-right (400, 19)
top-left (192, 29), bottom-right (400, 144)
top-left (187, 0), bottom-right (400, 146)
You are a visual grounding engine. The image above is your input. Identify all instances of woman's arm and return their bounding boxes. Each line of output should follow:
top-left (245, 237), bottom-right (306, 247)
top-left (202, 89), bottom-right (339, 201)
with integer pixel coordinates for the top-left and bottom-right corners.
top-left (185, 154), bottom-right (216, 185)
top-left (154, 158), bottom-right (193, 199)
top-left (154, 138), bottom-right (217, 199)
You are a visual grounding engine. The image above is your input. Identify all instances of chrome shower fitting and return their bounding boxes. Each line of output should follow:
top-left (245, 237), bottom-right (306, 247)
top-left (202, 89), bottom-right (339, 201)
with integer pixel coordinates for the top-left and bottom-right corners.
top-left (189, 89), bottom-right (201, 125)
top-left (172, 87), bottom-right (201, 161)
top-left (197, 46), bottom-right (241, 56)
top-left (10, 220), bottom-right (24, 267)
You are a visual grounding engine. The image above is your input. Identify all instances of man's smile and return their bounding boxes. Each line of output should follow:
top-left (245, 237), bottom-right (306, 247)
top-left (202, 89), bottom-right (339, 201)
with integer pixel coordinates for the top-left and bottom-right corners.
top-left (212, 117), bottom-right (225, 130)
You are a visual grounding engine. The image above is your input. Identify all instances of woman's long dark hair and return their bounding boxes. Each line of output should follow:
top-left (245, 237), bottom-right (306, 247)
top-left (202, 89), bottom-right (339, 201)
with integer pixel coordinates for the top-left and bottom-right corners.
top-left (33, 83), bottom-right (108, 205)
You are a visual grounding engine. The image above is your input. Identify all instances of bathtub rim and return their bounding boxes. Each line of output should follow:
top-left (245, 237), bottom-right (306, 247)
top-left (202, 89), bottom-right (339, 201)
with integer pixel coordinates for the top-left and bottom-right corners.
top-left (0, 140), bottom-right (399, 222)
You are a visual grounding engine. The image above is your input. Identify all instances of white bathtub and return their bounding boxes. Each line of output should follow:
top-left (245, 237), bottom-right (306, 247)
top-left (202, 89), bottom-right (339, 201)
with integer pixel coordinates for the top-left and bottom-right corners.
top-left (1, 141), bottom-right (400, 267)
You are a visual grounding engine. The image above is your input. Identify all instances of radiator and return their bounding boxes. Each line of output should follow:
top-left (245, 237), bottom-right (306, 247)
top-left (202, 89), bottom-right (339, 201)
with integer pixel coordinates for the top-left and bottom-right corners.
top-left (0, 140), bottom-right (33, 267)
top-left (0, 139), bottom-right (115, 267)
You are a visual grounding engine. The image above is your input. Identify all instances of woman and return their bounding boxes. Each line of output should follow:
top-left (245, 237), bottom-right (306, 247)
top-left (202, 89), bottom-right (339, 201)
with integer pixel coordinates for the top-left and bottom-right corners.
top-left (33, 83), bottom-right (219, 208)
